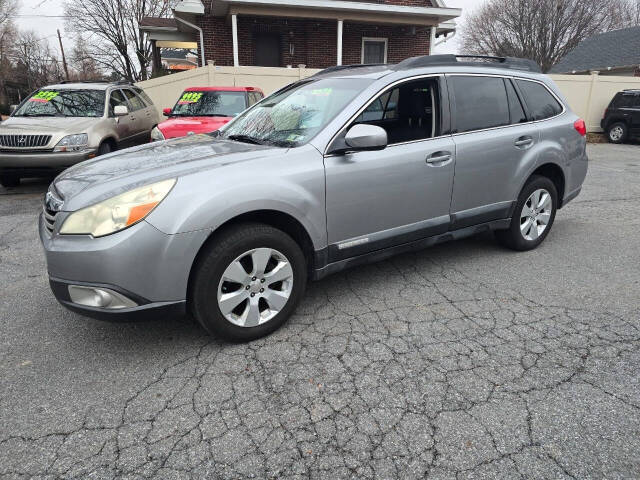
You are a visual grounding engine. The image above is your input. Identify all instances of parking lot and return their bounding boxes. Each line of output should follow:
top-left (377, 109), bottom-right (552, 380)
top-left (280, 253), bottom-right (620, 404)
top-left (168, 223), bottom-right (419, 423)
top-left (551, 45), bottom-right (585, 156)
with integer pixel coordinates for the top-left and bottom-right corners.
top-left (0, 143), bottom-right (639, 479)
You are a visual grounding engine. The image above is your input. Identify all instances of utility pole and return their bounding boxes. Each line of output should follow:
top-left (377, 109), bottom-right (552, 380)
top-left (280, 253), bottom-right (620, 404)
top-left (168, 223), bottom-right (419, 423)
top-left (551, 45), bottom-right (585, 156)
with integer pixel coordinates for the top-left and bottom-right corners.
top-left (57, 29), bottom-right (70, 81)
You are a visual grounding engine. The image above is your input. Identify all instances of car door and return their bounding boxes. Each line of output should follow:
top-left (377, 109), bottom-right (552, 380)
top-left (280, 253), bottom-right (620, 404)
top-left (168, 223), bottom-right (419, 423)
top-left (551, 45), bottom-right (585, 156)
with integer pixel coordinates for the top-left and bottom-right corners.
top-left (448, 75), bottom-right (540, 228)
top-left (122, 88), bottom-right (147, 144)
top-left (632, 94), bottom-right (640, 135)
top-left (324, 76), bottom-right (456, 261)
top-left (109, 89), bottom-right (136, 148)
top-left (133, 87), bottom-right (158, 133)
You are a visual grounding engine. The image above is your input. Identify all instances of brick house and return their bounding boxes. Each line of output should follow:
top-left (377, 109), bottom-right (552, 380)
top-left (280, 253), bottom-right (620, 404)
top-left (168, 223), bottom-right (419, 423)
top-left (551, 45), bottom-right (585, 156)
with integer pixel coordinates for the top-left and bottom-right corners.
top-left (140, 0), bottom-right (461, 73)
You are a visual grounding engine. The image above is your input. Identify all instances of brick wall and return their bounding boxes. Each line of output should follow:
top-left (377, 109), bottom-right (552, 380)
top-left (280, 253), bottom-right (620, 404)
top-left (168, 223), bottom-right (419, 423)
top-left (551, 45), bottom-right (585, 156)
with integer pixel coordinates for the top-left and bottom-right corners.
top-left (198, 15), bottom-right (431, 68)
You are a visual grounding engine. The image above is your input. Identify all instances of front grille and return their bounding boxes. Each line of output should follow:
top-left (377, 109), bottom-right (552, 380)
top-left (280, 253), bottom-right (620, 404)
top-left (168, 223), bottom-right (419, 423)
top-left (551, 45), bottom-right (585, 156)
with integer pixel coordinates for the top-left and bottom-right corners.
top-left (0, 134), bottom-right (52, 148)
top-left (42, 205), bottom-right (57, 234)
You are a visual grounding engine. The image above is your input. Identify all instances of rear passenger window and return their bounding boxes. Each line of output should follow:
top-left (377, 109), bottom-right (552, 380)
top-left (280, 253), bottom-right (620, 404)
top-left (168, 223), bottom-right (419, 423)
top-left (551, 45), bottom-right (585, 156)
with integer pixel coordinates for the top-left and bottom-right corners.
top-left (450, 76), bottom-right (509, 133)
top-left (123, 89), bottom-right (145, 111)
top-left (505, 79), bottom-right (527, 124)
top-left (516, 80), bottom-right (563, 120)
top-left (134, 88), bottom-right (153, 106)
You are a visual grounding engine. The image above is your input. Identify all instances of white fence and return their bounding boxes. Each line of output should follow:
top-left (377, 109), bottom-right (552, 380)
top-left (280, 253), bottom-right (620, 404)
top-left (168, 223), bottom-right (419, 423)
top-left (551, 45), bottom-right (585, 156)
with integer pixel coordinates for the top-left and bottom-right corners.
top-left (550, 73), bottom-right (640, 133)
top-left (137, 66), bottom-right (640, 133)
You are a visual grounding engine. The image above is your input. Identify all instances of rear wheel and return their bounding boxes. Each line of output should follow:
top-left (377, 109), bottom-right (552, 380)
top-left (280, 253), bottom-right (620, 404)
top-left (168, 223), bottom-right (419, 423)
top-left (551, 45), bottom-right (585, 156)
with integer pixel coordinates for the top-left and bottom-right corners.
top-left (190, 223), bottom-right (307, 341)
top-left (607, 122), bottom-right (628, 144)
top-left (0, 173), bottom-right (20, 188)
top-left (496, 175), bottom-right (557, 251)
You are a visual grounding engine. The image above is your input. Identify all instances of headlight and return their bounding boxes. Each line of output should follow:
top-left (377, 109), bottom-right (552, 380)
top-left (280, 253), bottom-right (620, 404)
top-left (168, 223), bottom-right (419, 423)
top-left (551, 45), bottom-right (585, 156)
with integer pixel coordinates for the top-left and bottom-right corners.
top-left (151, 126), bottom-right (165, 141)
top-left (54, 134), bottom-right (88, 152)
top-left (60, 179), bottom-right (176, 237)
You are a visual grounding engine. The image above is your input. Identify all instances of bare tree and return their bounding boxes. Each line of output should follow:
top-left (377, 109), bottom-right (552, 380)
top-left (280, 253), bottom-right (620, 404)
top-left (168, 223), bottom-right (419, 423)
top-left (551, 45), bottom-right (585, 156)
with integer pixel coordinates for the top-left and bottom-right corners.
top-left (63, 0), bottom-right (174, 82)
top-left (461, 0), bottom-right (630, 72)
top-left (70, 35), bottom-right (102, 81)
top-left (13, 30), bottom-right (64, 91)
top-left (619, 0), bottom-right (640, 26)
top-left (0, 0), bottom-right (18, 27)
top-left (0, 0), bottom-right (19, 105)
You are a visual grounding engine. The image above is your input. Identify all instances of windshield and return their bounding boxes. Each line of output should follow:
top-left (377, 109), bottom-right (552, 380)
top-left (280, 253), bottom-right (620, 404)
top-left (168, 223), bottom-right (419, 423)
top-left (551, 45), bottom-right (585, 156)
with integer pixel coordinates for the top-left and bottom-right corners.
top-left (14, 89), bottom-right (106, 118)
top-left (219, 78), bottom-right (373, 147)
top-left (171, 91), bottom-right (247, 117)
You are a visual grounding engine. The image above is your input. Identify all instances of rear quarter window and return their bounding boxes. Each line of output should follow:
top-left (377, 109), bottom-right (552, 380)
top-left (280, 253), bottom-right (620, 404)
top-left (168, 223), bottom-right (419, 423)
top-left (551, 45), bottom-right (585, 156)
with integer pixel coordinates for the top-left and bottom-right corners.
top-left (450, 76), bottom-right (510, 133)
top-left (516, 80), bottom-right (563, 121)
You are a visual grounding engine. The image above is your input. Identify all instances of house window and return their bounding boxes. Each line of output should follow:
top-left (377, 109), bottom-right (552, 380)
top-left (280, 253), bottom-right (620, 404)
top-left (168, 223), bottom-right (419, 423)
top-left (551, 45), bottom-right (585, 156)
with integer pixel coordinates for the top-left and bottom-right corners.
top-left (361, 37), bottom-right (388, 64)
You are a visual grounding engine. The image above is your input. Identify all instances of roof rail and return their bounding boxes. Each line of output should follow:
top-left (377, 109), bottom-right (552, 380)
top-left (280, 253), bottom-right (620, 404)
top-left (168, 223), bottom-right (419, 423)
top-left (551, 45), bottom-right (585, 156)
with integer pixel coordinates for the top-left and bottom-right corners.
top-left (57, 79), bottom-right (132, 85)
top-left (392, 55), bottom-right (542, 73)
top-left (313, 63), bottom-right (385, 76)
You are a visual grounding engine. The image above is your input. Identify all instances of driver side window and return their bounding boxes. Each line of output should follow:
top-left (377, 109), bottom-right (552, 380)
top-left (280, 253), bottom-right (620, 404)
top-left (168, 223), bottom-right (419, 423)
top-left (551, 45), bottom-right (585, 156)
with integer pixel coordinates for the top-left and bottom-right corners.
top-left (354, 78), bottom-right (439, 144)
top-left (109, 90), bottom-right (127, 117)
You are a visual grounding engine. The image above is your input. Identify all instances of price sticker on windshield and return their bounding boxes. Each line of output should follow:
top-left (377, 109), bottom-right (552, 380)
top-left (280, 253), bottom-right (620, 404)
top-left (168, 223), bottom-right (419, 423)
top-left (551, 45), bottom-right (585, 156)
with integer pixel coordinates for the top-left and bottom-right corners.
top-left (30, 91), bottom-right (59, 103)
top-left (178, 92), bottom-right (203, 104)
top-left (311, 88), bottom-right (332, 97)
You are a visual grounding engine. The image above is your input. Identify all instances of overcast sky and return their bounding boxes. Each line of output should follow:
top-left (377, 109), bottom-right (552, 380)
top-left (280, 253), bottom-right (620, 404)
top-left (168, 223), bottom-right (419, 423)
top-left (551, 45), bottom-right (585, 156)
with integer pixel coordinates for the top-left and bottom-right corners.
top-left (15, 0), bottom-right (480, 58)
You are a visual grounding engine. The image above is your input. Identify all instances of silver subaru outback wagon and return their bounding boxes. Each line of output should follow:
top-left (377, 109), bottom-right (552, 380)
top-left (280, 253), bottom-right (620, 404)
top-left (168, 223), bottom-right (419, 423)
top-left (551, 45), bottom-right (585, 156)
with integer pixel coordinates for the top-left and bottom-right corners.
top-left (39, 55), bottom-right (588, 341)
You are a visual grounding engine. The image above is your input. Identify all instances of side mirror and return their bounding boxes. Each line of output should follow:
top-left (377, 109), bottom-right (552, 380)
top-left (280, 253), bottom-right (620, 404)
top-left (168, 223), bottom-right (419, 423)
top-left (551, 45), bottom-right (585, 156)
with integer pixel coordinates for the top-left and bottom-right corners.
top-left (10, 105), bottom-right (17, 114)
top-left (163, 108), bottom-right (172, 116)
top-left (344, 124), bottom-right (388, 151)
top-left (114, 105), bottom-right (128, 116)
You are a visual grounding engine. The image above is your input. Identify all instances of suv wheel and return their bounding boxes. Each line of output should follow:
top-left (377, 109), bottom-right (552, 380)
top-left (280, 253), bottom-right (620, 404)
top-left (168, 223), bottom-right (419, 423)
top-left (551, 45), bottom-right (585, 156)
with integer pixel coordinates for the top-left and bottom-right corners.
top-left (607, 122), bottom-right (628, 144)
top-left (97, 142), bottom-right (112, 156)
top-left (0, 173), bottom-right (20, 188)
top-left (190, 223), bottom-right (307, 341)
top-left (496, 175), bottom-right (557, 251)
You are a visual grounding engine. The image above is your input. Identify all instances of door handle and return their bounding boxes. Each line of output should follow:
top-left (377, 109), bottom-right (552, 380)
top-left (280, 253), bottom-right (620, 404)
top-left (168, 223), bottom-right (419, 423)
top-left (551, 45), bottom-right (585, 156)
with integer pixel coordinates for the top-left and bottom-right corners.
top-left (426, 151), bottom-right (452, 164)
top-left (514, 136), bottom-right (534, 148)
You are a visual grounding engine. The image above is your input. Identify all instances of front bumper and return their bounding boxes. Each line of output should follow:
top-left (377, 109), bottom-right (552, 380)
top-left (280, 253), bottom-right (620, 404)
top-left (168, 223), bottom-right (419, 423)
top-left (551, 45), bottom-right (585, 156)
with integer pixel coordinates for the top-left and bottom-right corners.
top-left (0, 149), bottom-right (96, 171)
top-left (39, 214), bottom-right (210, 322)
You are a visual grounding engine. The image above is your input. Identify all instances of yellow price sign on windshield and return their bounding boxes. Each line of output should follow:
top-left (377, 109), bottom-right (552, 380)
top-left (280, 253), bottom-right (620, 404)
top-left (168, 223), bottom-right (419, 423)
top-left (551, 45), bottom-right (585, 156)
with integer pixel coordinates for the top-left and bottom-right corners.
top-left (178, 92), bottom-right (203, 104)
top-left (30, 91), bottom-right (59, 103)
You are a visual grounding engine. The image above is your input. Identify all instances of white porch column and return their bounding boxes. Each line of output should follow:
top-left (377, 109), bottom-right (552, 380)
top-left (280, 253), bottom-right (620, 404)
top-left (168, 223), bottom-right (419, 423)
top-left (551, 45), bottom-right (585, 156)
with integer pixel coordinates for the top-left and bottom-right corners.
top-left (337, 19), bottom-right (344, 66)
top-left (429, 26), bottom-right (436, 55)
top-left (232, 14), bottom-right (239, 67)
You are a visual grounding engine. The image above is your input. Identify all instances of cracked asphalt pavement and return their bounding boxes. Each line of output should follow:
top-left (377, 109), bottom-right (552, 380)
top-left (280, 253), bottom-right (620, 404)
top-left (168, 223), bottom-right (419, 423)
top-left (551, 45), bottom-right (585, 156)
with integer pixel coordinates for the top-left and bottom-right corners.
top-left (1, 143), bottom-right (639, 479)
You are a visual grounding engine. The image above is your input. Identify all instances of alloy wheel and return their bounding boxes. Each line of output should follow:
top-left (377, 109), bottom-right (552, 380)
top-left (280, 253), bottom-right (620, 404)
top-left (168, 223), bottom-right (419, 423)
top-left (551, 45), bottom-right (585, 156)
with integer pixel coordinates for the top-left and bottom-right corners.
top-left (520, 188), bottom-right (552, 241)
top-left (217, 247), bottom-right (294, 327)
top-left (609, 126), bottom-right (624, 142)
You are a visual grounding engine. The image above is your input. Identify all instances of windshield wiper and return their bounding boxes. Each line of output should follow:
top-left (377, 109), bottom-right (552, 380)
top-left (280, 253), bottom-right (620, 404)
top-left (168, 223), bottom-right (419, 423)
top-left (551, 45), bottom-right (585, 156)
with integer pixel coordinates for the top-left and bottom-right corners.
top-left (226, 134), bottom-right (266, 145)
top-left (201, 113), bottom-right (232, 117)
top-left (18, 113), bottom-right (66, 117)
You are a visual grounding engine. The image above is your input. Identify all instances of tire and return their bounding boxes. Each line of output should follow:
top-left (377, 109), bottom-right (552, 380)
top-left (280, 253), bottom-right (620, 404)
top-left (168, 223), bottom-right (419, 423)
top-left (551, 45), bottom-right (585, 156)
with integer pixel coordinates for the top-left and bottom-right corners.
top-left (97, 141), bottom-right (112, 156)
top-left (496, 175), bottom-right (558, 251)
top-left (190, 222), bottom-right (307, 341)
top-left (0, 173), bottom-right (20, 188)
top-left (606, 122), bottom-right (628, 144)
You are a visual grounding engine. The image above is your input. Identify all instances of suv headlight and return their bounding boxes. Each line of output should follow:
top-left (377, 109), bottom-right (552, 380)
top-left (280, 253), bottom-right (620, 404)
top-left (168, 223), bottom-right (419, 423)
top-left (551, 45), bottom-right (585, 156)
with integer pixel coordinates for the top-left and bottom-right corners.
top-left (54, 134), bottom-right (89, 152)
top-left (60, 179), bottom-right (176, 237)
top-left (151, 126), bottom-right (165, 141)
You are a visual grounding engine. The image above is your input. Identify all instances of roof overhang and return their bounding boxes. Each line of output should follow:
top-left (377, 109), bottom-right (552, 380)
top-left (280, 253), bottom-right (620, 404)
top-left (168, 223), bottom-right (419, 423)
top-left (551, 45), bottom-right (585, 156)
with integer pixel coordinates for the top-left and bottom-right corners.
top-left (212, 0), bottom-right (462, 26)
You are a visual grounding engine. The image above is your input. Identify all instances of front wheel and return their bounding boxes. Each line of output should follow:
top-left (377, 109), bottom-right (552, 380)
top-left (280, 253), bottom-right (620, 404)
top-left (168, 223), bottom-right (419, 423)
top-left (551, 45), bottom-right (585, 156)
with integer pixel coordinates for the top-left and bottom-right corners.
top-left (496, 175), bottom-right (557, 251)
top-left (97, 141), bottom-right (112, 156)
top-left (190, 223), bottom-right (307, 341)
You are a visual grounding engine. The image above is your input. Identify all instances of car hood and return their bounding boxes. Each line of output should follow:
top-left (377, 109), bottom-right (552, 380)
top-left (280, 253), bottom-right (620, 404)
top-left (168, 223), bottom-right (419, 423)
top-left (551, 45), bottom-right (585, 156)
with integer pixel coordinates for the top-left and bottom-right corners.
top-left (52, 134), bottom-right (283, 211)
top-left (0, 116), bottom-right (99, 133)
top-left (158, 116), bottom-right (232, 139)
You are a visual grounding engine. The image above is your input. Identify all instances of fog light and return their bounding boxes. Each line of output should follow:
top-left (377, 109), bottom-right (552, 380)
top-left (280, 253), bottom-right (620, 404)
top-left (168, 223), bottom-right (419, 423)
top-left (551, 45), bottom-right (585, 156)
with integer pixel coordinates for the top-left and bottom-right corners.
top-left (68, 285), bottom-right (138, 309)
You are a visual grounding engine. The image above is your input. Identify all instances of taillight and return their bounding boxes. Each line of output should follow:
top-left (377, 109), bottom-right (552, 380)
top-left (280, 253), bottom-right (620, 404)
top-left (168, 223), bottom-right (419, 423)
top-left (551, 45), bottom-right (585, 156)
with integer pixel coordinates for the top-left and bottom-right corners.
top-left (574, 119), bottom-right (587, 137)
